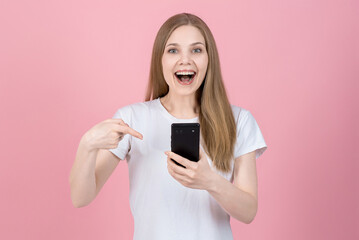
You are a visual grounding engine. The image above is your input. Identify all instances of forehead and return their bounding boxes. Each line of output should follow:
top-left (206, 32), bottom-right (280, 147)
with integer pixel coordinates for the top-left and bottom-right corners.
top-left (166, 25), bottom-right (205, 46)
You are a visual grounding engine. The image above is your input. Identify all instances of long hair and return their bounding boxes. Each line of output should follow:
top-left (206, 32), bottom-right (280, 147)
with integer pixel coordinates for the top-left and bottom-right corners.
top-left (145, 13), bottom-right (236, 173)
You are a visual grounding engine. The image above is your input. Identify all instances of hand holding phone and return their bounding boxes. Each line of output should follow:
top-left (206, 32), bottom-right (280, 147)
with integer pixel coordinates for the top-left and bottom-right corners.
top-left (171, 123), bottom-right (200, 168)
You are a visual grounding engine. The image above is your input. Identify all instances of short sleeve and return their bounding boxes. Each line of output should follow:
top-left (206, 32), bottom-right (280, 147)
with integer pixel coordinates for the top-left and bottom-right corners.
top-left (108, 107), bottom-right (131, 161)
top-left (234, 109), bottom-right (267, 160)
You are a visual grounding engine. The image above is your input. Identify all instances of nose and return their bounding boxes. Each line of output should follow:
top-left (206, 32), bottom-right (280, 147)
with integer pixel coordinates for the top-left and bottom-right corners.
top-left (179, 53), bottom-right (191, 65)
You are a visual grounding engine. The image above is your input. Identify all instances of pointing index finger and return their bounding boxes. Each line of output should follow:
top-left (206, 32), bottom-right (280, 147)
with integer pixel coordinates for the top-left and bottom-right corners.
top-left (123, 126), bottom-right (143, 140)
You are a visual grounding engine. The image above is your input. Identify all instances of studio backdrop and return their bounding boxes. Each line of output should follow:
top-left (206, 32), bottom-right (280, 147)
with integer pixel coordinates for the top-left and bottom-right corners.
top-left (0, 0), bottom-right (357, 239)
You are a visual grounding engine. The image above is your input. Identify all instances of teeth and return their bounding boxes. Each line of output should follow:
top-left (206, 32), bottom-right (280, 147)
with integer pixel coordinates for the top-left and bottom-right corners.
top-left (175, 71), bottom-right (195, 76)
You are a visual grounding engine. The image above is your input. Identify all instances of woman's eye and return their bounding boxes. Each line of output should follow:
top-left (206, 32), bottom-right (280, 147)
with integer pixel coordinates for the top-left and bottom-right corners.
top-left (167, 48), bottom-right (202, 54)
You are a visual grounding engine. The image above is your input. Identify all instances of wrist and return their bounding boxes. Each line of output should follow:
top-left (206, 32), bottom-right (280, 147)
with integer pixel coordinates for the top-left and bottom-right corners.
top-left (206, 171), bottom-right (221, 193)
top-left (80, 133), bottom-right (97, 153)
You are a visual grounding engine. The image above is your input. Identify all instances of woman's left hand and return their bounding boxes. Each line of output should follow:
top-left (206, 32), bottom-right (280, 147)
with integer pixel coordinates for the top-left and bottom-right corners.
top-left (165, 148), bottom-right (216, 190)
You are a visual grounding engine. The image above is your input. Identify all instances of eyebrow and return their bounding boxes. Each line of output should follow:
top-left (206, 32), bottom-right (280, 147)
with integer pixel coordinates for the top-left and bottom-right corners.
top-left (165, 42), bottom-right (205, 47)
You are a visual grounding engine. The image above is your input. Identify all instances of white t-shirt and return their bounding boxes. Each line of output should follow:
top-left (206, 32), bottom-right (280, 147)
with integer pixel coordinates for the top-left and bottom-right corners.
top-left (109, 97), bottom-right (267, 240)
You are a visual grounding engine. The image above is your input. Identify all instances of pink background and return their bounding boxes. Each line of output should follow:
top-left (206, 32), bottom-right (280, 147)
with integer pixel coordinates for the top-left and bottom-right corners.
top-left (1, 0), bottom-right (358, 239)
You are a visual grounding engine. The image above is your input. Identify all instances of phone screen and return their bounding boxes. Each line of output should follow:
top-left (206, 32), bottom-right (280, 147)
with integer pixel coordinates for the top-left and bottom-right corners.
top-left (171, 123), bottom-right (200, 168)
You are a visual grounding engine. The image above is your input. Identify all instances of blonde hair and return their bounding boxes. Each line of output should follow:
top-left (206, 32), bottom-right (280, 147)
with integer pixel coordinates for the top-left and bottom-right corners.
top-left (145, 13), bottom-right (236, 173)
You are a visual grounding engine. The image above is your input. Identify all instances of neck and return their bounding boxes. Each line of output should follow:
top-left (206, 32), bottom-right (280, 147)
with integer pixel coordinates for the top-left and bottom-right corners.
top-left (160, 91), bottom-right (199, 119)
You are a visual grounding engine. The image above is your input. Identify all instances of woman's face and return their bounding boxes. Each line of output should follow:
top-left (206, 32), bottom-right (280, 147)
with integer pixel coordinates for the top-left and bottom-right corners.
top-left (162, 25), bottom-right (209, 97)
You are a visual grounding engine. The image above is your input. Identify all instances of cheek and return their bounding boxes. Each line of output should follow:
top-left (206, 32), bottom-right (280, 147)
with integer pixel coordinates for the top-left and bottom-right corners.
top-left (201, 57), bottom-right (209, 71)
top-left (162, 55), bottom-right (177, 66)
top-left (194, 55), bottom-right (208, 72)
top-left (162, 57), bottom-right (177, 75)
top-left (161, 59), bottom-right (168, 73)
top-left (198, 64), bottom-right (208, 80)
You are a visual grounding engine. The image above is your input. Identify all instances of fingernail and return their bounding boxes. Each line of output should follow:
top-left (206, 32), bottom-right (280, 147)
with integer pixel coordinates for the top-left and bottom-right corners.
top-left (164, 151), bottom-right (169, 155)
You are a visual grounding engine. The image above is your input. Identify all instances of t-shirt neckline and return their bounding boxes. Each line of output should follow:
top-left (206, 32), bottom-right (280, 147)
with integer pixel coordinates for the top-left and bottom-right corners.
top-left (155, 97), bottom-right (199, 122)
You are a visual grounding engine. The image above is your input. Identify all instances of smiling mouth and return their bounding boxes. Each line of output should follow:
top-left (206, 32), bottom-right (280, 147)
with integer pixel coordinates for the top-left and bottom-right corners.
top-left (174, 71), bottom-right (196, 84)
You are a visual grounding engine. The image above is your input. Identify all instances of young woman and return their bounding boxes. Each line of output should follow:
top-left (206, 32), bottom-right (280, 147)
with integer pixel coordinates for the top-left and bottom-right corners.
top-left (69, 13), bottom-right (267, 240)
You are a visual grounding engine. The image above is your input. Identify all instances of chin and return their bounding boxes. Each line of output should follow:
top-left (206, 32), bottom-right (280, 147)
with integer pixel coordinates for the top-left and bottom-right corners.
top-left (173, 88), bottom-right (199, 97)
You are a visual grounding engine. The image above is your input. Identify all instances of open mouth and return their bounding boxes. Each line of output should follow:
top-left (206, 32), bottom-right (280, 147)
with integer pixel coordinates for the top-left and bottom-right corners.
top-left (174, 70), bottom-right (196, 85)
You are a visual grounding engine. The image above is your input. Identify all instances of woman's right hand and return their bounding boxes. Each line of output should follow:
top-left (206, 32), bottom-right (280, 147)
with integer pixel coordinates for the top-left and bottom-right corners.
top-left (83, 118), bottom-right (143, 151)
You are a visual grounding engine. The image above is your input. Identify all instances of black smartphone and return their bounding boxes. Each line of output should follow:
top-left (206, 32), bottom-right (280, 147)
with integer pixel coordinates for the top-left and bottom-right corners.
top-left (171, 123), bottom-right (200, 168)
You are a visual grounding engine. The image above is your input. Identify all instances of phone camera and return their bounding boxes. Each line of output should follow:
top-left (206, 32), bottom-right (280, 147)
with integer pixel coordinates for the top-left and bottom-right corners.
top-left (192, 130), bottom-right (195, 132)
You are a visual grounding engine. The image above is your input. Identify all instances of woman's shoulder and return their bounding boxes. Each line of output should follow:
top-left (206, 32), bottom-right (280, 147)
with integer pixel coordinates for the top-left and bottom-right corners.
top-left (230, 104), bottom-right (250, 121)
top-left (112, 98), bottom-right (158, 117)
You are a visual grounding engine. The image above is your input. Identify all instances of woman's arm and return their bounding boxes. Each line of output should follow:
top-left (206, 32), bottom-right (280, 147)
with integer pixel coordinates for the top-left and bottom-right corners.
top-left (166, 149), bottom-right (258, 224)
top-left (69, 118), bottom-right (141, 208)
top-left (69, 135), bottom-right (99, 208)
top-left (69, 135), bottom-right (122, 208)
top-left (206, 151), bottom-right (258, 224)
